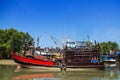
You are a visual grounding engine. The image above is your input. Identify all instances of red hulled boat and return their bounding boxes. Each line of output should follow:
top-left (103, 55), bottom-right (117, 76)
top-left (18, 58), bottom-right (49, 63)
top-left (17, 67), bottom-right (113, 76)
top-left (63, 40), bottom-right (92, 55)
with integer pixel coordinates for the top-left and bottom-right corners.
top-left (11, 40), bottom-right (105, 71)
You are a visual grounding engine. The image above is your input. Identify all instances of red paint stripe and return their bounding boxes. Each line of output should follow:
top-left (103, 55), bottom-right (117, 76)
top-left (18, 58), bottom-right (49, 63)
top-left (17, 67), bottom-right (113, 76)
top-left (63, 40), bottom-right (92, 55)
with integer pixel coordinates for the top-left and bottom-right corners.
top-left (13, 54), bottom-right (54, 66)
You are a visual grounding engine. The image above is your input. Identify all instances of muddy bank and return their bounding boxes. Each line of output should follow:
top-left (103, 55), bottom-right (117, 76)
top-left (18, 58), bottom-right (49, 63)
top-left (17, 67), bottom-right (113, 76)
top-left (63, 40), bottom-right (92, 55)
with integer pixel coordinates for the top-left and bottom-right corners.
top-left (0, 59), bottom-right (16, 65)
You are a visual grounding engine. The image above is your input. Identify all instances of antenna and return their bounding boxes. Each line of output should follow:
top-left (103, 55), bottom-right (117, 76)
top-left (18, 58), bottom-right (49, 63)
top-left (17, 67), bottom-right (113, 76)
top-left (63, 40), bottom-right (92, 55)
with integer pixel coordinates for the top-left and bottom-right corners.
top-left (65, 24), bottom-right (66, 41)
top-left (39, 32), bottom-right (46, 47)
top-left (37, 36), bottom-right (39, 47)
top-left (87, 35), bottom-right (89, 41)
top-left (63, 24), bottom-right (67, 48)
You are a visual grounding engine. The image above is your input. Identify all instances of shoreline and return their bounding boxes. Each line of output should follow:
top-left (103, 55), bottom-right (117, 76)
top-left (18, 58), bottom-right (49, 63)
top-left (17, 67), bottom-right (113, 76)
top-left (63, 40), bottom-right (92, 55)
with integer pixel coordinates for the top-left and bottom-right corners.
top-left (0, 59), bottom-right (16, 65)
top-left (1, 59), bottom-right (119, 72)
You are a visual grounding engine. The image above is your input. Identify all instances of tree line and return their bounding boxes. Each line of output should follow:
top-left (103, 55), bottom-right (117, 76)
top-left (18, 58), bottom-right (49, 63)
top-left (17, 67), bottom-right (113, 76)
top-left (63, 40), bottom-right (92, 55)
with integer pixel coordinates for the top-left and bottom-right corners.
top-left (0, 28), bottom-right (33, 58)
top-left (99, 41), bottom-right (119, 54)
top-left (0, 28), bottom-right (120, 59)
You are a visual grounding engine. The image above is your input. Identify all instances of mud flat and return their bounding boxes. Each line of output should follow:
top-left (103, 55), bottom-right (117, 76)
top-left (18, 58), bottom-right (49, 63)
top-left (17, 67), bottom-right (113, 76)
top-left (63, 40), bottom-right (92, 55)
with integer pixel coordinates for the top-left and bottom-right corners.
top-left (0, 59), bottom-right (16, 65)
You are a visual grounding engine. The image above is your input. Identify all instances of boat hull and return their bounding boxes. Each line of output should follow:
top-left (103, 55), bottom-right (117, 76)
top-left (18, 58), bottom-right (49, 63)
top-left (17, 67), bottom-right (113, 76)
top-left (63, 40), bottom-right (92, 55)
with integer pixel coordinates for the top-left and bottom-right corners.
top-left (12, 52), bottom-right (104, 71)
top-left (13, 57), bottom-right (104, 68)
top-left (14, 59), bottom-right (104, 72)
top-left (103, 59), bottom-right (116, 63)
top-left (15, 64), bottom-right (104, 72)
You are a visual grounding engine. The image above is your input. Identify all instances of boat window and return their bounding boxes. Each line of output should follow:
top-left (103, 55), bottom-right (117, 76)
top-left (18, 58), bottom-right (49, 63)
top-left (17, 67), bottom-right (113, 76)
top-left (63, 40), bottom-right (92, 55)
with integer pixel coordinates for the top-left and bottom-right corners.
top-left (66, 42), bottom-right (75, 48)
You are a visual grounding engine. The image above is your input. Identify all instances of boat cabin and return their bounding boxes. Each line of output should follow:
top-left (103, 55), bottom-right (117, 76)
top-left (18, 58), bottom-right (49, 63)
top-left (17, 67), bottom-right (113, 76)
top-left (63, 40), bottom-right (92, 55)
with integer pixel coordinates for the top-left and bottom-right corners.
top-left (64, 40), bottom-right (102, 68)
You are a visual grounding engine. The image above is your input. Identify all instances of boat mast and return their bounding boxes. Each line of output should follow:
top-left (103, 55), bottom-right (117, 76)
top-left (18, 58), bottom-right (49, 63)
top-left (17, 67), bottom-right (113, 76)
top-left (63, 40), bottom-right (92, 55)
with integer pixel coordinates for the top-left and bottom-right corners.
top-left (50, 35), bottom-right (58, 49)
top-left (37, 36), bottom-right (39, 47)
top-left (32, 40), bottom-right (35, 56)
top-left (63, 24), bottom-right (67, 49)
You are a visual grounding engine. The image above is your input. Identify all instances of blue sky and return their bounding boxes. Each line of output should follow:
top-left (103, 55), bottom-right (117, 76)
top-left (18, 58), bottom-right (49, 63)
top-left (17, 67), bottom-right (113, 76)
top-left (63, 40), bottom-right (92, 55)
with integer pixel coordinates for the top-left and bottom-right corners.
top-left (0, 0), bottom-right (120, 48)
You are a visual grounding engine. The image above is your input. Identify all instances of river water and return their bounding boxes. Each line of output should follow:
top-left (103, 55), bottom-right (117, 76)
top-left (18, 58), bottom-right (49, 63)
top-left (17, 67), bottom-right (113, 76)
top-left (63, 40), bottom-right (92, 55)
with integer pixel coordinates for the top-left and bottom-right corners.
top-left (0, 63), bottom-right (120, 80)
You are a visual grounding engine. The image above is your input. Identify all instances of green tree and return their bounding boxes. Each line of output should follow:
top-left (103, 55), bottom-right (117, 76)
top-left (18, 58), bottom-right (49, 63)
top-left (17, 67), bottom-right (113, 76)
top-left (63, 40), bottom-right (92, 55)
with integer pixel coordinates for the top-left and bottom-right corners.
top-left (0, 28), bottom-right (33, 58)
top-left (99, 41), bottom-right (119, 54)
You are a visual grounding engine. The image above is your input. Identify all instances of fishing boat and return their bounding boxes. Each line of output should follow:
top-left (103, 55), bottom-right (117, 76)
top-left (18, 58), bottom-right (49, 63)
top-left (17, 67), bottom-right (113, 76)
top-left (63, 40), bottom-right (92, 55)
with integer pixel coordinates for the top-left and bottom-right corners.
top-left (116, 51), bottom-right (120, 63)
top-left (101, 54), bottom-right (116, 63)
top-left (11, 48), bottom-right (64, 70)
top-left (11, 39), bottom-right (104, 71)
top-left (101, 49), bottom-right (116, 63)
top-left (64, 40), bottom-right (104, 68)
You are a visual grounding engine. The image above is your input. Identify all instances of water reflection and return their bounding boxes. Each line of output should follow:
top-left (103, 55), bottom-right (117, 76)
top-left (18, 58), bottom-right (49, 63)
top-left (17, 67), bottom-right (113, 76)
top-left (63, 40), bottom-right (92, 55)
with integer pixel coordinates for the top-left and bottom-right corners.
top-left (11, 73), bottom-right (58, 80)
top-left (90, 63), bottom-right (118, 80)
top-left (104, 63), bottom-right (116, 70)
top-left (0, 64), bottom-right (120, 80)
top-left (12, 71), bottom-right (106, 80)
